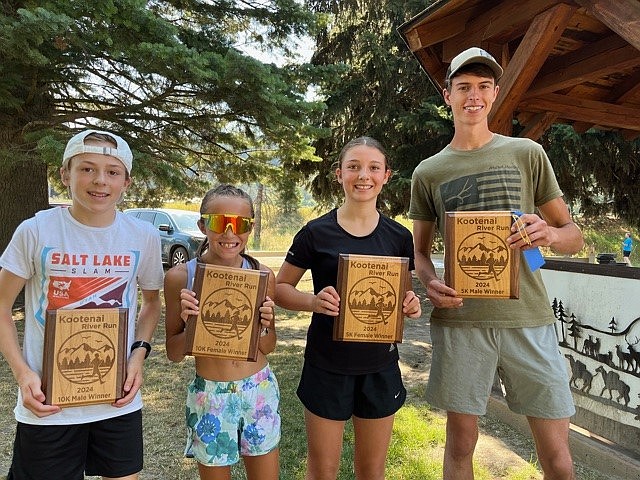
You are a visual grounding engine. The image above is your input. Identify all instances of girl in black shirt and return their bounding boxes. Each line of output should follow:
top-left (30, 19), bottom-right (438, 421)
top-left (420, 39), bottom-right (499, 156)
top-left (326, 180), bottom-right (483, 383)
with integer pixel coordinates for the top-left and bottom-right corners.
top-left (276, 137), bottom-right (421, 480)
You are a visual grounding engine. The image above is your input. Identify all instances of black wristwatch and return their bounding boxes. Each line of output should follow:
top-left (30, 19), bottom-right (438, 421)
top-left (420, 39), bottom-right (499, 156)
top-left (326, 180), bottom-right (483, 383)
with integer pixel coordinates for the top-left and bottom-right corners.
top-left (130, 340), bottom-right (151, 359)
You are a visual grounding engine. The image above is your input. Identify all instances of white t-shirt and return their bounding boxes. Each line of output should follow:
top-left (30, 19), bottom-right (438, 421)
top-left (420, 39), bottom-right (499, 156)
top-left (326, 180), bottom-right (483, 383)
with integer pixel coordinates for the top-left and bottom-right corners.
top-left (0, 207), bottom-right (164, 425)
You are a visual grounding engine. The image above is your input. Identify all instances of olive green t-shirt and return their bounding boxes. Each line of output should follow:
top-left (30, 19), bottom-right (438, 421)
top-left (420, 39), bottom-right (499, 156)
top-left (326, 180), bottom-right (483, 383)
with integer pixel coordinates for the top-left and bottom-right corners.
top-left (409, 134), bottom-right (562, 328)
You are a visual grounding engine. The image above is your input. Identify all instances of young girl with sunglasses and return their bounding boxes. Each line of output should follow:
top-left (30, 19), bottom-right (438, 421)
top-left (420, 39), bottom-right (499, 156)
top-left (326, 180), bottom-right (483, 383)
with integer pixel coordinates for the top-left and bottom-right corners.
top-left (275, 137), bottom-right (422, 480)
top-left (164, 184), bottom-right (280, 480)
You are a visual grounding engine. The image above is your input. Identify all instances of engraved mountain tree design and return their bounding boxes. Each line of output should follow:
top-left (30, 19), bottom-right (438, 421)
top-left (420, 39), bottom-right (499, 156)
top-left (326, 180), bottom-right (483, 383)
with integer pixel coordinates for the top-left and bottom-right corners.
top-left (200, 288), bottom-right (253, 339)
top-left (457, 232), bottom-right (509, 280)
top-left (347, 277), bottom-right (398, 325)
top-left (57, 331), bottom-right (115, 385)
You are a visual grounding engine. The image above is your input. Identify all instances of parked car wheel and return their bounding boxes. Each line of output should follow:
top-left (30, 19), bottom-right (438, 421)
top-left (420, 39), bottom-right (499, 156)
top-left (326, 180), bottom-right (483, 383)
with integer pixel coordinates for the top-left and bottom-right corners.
top-left (171, 246), bottom-right (189, 266)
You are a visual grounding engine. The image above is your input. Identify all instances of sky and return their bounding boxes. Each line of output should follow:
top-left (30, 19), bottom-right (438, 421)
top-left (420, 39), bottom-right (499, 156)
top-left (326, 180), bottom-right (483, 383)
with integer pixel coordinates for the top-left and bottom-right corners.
top-left (236, 29), bottom-right (315, 67)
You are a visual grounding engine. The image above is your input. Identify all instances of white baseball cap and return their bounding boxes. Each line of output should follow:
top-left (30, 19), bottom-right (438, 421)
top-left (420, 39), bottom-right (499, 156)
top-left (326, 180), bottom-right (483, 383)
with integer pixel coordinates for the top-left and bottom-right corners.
top-left (63, 129), bottom-right (133, 174)
top-left (446, 47), bottom-right (503, 82)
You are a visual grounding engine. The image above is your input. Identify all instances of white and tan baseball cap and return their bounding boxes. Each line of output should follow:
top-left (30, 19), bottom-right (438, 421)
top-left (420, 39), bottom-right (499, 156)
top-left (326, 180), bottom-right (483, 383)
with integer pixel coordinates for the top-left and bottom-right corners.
top-left (446, 47), bottom-right (503, 82)
top-left (62, 129), bottom-right (133, 174)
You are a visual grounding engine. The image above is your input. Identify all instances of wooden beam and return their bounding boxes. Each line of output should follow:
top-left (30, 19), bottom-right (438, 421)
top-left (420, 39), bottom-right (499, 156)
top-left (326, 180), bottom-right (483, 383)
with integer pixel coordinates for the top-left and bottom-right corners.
top-left (575, 0), bottom-right (640, 52)
top-left (537, 34), bottom-right (626, 76)
top-left (620, 129), bottom-right (640, 139)
top-left (614, 71), bottom-right (640, 104)
top-left (413, 48), bottom-right (443, 78)
top-left (518, 112), bottom-right (558, 140)
top-left (570, 69), bottom-right (640, 134)
top-left (489, 3), bottom-right (577, 135)
top-left (577, 0), bottom-right (640, 135)
top-left (621, 131), bottom-right (640, 141)
top-left (407, 11), bottom-right (468, 51)
top-left (571, 121), bottom-right (639, 139)
top-left (571, 122), bottom-right (592, 134)
top-left (527, 43), bottom-right (640, 97)
top-left (516, 111), bottom-right (536, 125)
top-left (442, 0), bottom-right (565, 60)
top-left (402, 28), bottom-right (423, 53)
top-left (518, 93), bottom-right (640, 131)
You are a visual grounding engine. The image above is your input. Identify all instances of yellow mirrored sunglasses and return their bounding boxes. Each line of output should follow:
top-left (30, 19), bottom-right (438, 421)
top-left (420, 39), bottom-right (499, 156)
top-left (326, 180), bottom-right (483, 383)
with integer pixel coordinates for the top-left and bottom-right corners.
top-left (201, 214), bottom-right (254, 234)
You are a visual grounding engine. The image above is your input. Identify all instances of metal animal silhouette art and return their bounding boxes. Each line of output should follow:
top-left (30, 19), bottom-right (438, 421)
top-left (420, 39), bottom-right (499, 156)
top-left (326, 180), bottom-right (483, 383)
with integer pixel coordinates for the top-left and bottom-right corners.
top-left (565, 354), bottom-right (593, 393)
top-left (596, 366), bottom-right (631, 406)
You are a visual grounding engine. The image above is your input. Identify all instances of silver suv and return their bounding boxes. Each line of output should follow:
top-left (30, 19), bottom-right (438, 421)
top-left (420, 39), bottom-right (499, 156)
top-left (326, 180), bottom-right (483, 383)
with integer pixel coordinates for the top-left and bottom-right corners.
top-left (123, 208), bottom-right (205, 267)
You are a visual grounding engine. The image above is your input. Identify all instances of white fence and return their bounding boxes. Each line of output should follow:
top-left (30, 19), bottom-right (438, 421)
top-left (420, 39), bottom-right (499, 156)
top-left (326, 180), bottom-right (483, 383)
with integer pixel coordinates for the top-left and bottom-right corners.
top-left (540, 260), bottom-right (640, 455)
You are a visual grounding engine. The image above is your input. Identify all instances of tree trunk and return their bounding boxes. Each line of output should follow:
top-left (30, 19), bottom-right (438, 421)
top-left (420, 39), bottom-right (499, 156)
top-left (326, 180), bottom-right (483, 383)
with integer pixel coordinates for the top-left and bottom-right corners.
top-left (253, 183), bottom-right (264, 251)
top-left (0, 153), bottom-right (49, 254)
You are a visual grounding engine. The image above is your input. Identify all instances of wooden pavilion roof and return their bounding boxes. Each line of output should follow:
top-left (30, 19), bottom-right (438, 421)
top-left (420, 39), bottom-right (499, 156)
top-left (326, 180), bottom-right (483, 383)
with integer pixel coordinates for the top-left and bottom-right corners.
top-left (398, 0), bottom-right (640, 141)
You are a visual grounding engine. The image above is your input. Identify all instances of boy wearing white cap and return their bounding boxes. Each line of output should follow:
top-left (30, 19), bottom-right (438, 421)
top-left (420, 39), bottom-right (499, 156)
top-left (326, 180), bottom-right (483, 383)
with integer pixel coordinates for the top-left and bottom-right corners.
top-left (0, 130), bottom-right (164, 479)
top-left (409, 48), bottom-right (583, 479)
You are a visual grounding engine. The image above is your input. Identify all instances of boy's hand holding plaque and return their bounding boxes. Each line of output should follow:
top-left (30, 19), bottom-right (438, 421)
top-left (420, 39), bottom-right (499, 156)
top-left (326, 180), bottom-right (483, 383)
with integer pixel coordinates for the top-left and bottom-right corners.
top-left (444, 211), bottom-right (519, 298)
top-left (334, 254), bottom-right (409, 343)
top-left (42, 308), bottom-right (128, 407)
top-left (184, 263), bottom-right (268, 361)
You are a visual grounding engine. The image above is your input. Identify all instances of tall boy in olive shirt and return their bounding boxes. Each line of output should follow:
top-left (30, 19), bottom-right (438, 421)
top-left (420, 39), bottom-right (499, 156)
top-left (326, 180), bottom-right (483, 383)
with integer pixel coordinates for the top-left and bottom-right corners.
top-left (409, 48), bottom-right (583, 480)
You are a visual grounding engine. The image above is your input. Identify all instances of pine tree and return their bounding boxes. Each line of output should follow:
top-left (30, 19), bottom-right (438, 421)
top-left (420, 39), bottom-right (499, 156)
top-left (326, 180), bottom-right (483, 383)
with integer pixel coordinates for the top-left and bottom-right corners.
top-left (0, 0), bottom-right (323, 251)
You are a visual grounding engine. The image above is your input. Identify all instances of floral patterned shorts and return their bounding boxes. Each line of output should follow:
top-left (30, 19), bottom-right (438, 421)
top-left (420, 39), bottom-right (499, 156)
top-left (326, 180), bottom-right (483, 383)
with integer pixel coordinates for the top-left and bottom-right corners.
top-left (185, 364), bottom-right (281, 466)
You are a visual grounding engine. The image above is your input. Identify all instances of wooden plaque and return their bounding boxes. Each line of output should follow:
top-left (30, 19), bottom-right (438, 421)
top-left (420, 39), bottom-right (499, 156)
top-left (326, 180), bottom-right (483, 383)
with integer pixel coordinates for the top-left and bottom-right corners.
top-left (185, 263), bottom-right (268, 361)
top-left (334, 254), bottom-right (409, 343)
top-left (42, 308), bottom-right (128, 407)
top-left (444, 211), bottom-right (519, 298)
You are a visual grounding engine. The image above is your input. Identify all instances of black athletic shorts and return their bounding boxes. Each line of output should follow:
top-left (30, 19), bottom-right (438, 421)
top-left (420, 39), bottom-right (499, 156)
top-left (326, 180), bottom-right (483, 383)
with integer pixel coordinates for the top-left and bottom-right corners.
top-left (297, 361), bottom-right (406, 421)
top-left (7, 410), bottom-right (143, 480)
